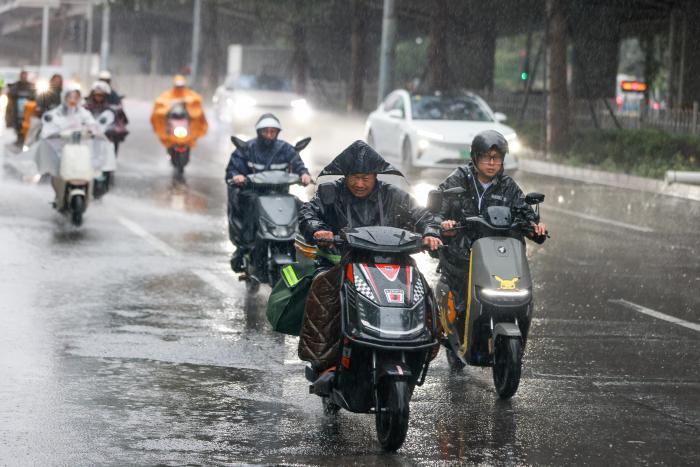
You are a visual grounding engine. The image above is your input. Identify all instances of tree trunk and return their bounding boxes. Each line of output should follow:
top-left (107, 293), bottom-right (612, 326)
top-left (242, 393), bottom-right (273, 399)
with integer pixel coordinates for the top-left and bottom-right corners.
top-left (546, 0), bottom-right (570, 155)
top-left (348, 0), bottom-right (367, 111)
top-left (428, 0), bottom-right (449, 91)
top-left (291, 23), bottom-right (308, 95)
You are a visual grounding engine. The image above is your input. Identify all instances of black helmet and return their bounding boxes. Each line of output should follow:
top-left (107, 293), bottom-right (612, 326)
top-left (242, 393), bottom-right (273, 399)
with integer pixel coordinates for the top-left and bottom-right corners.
top-left (470, 130), bottom-right (508, 167)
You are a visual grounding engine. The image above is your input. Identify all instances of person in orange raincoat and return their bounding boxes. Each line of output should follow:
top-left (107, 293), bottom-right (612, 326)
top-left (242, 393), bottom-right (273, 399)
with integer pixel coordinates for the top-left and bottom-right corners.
top-left (150, 74), bottom-right (208, 150)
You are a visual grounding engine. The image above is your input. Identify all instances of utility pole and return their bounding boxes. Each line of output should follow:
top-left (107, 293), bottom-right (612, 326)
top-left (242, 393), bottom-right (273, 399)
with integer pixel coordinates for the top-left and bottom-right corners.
top-left (99, 0), bottom-right (110, 71)
top-left (377, 0), bottom-right (396, 106)
top-left (191, 0), bottom-right (202, 88)
top-left (40, 5), bottom-right (50, 68)
top-left (86, 0), bottom-right (94, 73)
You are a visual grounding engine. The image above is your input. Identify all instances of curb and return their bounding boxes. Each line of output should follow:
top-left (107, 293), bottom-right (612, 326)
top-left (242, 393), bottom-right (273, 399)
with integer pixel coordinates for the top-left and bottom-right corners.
top-left (518, 158), bottom-right (700, 202)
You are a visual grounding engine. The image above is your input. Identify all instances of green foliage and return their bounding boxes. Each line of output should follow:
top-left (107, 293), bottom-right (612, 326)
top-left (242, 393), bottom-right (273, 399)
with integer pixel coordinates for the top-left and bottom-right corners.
top-left (566, 128), bottom-right (700, 179)
top-left (510, 123), bottom-right (700, 179)
top-left (394, 39), bottom-right (427, 89)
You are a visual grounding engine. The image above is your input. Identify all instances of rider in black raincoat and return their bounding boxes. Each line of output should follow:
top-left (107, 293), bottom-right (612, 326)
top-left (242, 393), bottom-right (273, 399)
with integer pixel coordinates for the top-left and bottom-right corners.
top-left (298, 140), bottom-right (442, 372)
top-left (437, 130), bottom-right (546, 342)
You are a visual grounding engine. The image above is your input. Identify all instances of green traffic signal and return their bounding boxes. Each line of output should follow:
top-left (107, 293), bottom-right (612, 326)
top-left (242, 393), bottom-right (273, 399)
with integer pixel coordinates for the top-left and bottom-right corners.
top-left (520, 71), bottom-right (528, 81)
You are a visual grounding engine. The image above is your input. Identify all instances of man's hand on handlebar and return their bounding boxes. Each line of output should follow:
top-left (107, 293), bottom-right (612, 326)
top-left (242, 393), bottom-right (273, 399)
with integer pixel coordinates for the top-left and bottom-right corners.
top-left (531, 222), bottom-right (547, 237)
top-left (232, 175), bottom-right (246, 186)
top-left (301, 173), bottom-right (312, 186)
top-left (441, 219), bottom-right (458, 237)
top-left (313, 230), bottom-right (334, 247)
top-left (422, 235), bottom-right (443, 251)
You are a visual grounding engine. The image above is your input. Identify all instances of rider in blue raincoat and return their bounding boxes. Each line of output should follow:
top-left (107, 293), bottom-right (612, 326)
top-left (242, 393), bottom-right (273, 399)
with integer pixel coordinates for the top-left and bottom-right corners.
top-left (225, 113), bottom-right (311, 271)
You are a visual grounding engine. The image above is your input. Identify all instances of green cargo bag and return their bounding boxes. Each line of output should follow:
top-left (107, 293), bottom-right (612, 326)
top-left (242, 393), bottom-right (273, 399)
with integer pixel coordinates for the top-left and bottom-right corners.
top-left (266, 263), bottom-right (317, 335)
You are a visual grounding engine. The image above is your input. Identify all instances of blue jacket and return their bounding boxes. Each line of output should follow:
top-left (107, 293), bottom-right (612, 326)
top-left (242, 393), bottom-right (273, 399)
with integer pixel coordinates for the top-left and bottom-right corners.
top-left (225, 138), bottom-right (309, 181)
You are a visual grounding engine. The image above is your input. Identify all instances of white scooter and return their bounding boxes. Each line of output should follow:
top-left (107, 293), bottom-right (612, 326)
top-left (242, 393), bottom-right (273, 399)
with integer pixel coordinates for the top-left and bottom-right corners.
top-left (51, 130), bottom-right (95, 226)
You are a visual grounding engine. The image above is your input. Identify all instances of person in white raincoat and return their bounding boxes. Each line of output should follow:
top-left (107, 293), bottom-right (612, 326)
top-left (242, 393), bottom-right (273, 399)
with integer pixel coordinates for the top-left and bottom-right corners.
top-left (32, 83), bottom-right (116, 206)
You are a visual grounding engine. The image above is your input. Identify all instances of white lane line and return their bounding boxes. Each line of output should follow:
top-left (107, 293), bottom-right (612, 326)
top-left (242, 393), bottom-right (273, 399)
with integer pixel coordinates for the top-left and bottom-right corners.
top-left (610, 299), bottom-right (700, 332)
top-left (116, 216), bottom-right (179, 257)
top-left (116, 215), bottom-right (242, 296)
top-left (192, 269), bottom-right (239, 296)
top-left (543, 205), bottom-right (654, 233)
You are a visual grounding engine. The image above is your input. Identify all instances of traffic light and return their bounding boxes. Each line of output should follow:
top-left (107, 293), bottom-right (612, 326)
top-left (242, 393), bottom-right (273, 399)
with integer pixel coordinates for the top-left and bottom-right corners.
top-left (518, 49), bottom-right (529, 83)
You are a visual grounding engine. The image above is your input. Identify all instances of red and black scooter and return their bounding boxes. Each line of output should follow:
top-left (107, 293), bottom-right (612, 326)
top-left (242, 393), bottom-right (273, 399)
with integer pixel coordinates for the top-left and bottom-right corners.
top-left (305, 221), bottom-right (438, 451)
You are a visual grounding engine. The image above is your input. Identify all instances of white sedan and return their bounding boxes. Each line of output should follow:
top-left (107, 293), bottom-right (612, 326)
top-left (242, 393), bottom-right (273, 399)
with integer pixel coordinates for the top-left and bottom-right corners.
top-left (212, 74), bottom-right (313, 133)
top-left (365, 90), bottom-right (520, 172)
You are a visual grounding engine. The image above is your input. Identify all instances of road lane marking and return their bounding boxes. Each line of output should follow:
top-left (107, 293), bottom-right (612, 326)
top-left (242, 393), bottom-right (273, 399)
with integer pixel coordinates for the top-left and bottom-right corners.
top-left (543, 205), bottom-right (654, 233)
top-left (193, 269), bottom-right (239, 297)
top-left (116, 215), bottom-right (243, 297)
top-left (610, 299), bottom-right (700, 332)
top-left (117, 216), bottom-right (179, 257)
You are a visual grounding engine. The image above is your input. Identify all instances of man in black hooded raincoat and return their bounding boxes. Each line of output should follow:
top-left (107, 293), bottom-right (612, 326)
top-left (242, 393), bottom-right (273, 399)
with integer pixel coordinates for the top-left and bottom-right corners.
top-left (297, 140), bottom-right (442, 372)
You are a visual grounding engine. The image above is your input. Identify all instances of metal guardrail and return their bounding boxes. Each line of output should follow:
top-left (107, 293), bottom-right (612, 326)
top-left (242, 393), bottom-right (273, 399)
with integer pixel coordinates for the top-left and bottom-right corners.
top-left (489, 93), bottom-right (700, 136)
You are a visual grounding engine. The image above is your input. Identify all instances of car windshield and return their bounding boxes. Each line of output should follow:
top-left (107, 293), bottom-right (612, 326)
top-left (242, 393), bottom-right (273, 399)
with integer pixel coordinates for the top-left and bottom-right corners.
top-left (410, 95), bottom-right (493, 121)
top-left (225, 74), bottom-right (291, 91)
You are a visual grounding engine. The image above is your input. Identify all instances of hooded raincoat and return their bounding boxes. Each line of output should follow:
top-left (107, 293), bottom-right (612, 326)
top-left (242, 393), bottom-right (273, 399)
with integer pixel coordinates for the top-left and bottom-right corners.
top-left (299, 140), bottom-right (439, 241)
top-left (297, 141), bottom-right (439, 371)
top-left (150, 87), bottom-right (208, 148)
top-left (31, 88), bottom-right (116, 177)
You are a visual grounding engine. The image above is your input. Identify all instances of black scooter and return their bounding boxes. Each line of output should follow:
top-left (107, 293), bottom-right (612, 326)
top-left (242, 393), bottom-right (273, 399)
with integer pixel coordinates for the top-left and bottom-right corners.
top-left (430, 189), bottom-right (548, 399)
top-left (227, 136), bottom-right (311, 293)
top-left (305, 222), bottom-right (438, 452)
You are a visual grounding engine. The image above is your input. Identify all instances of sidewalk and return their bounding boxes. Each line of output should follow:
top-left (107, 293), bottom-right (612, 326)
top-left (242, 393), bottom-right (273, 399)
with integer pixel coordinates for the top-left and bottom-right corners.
top-left (517, 156), bottom-right (700, 202)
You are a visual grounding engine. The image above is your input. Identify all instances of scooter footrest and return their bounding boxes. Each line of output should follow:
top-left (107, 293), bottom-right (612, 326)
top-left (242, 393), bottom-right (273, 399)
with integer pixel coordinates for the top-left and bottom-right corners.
top-left (304, 363), bottom-right (318, 383)
top-left (311, 371), bottom-right (334, 397)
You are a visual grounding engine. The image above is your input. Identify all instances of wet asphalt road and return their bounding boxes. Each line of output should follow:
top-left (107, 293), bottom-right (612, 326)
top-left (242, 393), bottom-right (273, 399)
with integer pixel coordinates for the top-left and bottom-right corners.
top-left (1, 101), bottom-right (699, 466)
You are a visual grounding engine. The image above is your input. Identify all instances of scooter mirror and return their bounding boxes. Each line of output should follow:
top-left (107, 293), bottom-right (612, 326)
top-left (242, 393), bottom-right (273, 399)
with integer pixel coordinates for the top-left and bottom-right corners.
top-left (444, 187), bottom-right (466, 195)
top-left (230, 136), bottom-right (248, 150)
top-left (294, 137), bottom-right (311, 152)
top-left (427, 190), bottom-right (443, 213)
top-left (318, 182), bottom-right (336, 205)
top-left (525, 192), bottom-right (545, 205)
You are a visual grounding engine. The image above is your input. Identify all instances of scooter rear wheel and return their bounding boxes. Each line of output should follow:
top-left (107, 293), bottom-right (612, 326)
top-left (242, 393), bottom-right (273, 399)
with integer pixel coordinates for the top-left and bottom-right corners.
top-left (375, 379), bottom-right (410, 451)
top-left (492, 336), bottom-right (522, 399)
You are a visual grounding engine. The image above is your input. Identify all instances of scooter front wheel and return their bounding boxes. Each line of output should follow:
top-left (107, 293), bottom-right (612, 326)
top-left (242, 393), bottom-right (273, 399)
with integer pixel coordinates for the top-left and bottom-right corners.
top-left (492, 336), bottom-right (522, 399)
top-left (70, 195), bottom-right (85, 227)
top-left (375, 379), bottom-right (410, 451)
top-left (322, 396), bottom-right (340, 416)
top-left (445, 345), bottom-right (465, 372)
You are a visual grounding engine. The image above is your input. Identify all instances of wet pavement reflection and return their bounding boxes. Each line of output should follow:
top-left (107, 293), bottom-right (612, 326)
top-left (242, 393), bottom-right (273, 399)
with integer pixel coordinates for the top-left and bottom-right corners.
top-left (0, 103), bottom-right (698, 465)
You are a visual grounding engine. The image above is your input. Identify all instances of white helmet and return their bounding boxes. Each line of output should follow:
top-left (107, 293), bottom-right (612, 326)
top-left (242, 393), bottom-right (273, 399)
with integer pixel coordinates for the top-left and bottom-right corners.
top-left (62, 82), bottom-right (82, 101)
top-left (255, 113), bottom-right (282, 131)
top-left (91, 80), bottom-right (111, 95)
top-left (98, 70), bottom-right (112, 81)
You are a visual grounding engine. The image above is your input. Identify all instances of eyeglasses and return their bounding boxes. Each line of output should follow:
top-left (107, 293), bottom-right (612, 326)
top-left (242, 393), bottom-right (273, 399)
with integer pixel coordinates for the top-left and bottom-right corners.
top-left (479, 155), bottom-right (504, 164)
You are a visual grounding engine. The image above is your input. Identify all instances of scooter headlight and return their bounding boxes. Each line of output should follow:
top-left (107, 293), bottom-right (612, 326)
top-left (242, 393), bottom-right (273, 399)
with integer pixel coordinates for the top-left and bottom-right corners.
top-left (173, 126), bottom-right (189, 139)
top-left (356, 296), bottom-right (425, 339)
top-left (477, 287), bottom-right (530, 305)
top-left (261, 218), bottom-right (295, 238)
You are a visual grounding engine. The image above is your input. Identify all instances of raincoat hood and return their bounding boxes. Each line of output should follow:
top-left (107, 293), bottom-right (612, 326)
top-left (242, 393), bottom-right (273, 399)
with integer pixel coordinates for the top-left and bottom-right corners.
top-left (318, 140), bottom-right (403, 177)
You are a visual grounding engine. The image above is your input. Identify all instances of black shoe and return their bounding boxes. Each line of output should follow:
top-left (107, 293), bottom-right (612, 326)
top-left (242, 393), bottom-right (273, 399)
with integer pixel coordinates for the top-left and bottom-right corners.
top-left (230, 249), bottom-right (248, 273)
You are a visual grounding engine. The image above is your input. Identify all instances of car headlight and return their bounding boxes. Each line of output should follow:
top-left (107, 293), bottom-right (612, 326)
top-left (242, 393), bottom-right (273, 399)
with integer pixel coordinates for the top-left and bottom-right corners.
top-left (173, 126), bottom-right (189, 139)
top-left (232, 95), bottom-right (257, 118)
top-left (507, 136), bottom-right (521, 154)
top-left (291, 98), bottom-right (312, 120)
